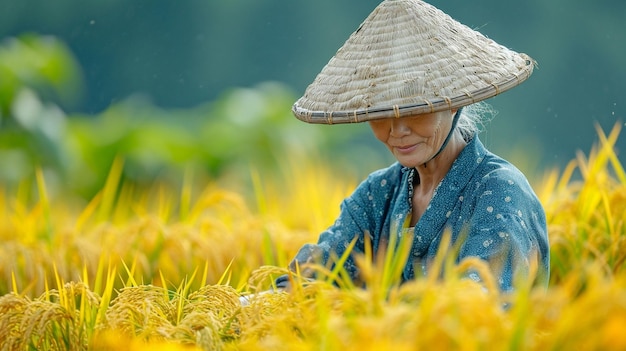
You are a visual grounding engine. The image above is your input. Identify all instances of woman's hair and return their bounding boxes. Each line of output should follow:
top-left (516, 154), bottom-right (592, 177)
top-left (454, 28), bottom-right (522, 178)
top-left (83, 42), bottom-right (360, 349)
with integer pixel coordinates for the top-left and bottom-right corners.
top-left (456, 101), bottom-right (497, 141)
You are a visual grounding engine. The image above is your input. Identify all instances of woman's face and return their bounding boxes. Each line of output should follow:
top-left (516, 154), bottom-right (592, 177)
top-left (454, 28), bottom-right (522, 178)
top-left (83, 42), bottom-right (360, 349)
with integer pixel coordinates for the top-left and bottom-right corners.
top-left (368, 110), bottom-right (454, 168)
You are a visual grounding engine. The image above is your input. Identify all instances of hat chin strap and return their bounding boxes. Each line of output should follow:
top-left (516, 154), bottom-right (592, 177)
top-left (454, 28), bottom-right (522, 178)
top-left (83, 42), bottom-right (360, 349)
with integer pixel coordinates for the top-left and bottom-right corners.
top-left (422, 108), bottom-right (463, 167)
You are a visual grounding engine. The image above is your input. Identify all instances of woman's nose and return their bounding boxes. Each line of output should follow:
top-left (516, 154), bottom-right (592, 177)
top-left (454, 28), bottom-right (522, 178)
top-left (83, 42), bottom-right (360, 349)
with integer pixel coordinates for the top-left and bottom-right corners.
top-left (389, 119), bottom-right (410, 137)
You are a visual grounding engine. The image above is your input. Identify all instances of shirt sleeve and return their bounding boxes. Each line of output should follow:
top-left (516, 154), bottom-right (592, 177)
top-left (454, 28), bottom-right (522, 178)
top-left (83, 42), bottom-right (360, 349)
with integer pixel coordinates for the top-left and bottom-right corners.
top-left (287, 167), bottom-right (394, 282)
top-left (459, 169), bottom-right (548, 291)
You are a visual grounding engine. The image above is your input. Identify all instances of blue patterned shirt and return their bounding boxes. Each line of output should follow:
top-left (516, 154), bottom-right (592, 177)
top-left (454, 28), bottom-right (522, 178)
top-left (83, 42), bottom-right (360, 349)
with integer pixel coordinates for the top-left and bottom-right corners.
top-left (288, 136), bottom-right (550, 291)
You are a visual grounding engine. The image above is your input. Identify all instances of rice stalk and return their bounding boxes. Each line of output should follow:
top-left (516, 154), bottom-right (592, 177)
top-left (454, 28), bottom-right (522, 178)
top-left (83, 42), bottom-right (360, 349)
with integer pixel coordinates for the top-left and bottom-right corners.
top-left (541, 123), bottom-right (626, 283)
top-left (96, 156), bottom-right (124, 223)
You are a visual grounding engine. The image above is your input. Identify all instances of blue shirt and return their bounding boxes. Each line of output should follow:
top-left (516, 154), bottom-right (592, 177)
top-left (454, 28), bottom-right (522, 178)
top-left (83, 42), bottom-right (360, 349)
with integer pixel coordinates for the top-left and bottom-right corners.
top-left (289, 136), bottom-right (550, 291)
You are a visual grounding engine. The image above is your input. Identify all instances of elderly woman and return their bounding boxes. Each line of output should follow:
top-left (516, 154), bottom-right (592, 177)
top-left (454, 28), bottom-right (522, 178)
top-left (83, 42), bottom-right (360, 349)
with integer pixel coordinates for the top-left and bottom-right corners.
top-left (277, 0), bottom-right (549, 292)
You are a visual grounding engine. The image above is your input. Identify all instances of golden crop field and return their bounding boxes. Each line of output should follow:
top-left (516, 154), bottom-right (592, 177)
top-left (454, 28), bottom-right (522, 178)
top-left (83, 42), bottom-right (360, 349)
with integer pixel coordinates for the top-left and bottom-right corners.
top-left (1, 124), bottom-right (626, 350)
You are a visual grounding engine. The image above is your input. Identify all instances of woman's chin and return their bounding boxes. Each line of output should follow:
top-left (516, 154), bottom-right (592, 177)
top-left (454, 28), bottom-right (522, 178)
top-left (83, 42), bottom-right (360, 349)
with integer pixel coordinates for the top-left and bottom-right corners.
top-left (395, 157), bottom-right (425, 168)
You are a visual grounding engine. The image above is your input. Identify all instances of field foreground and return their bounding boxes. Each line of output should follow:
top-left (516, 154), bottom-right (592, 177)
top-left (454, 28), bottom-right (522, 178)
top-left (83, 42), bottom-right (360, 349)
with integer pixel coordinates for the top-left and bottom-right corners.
top-left (2, 126), bottom-right (626, 350)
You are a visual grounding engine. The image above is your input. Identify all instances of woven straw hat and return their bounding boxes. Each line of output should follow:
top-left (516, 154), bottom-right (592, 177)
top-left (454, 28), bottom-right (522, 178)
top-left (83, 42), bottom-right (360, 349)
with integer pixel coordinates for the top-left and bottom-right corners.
top-left (292, 0), bottom-right (535, 124)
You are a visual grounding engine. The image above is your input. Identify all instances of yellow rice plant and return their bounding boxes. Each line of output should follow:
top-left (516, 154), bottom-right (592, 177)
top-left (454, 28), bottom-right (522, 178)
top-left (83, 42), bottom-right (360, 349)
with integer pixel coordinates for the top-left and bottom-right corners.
top-left (3, 256), bottom-right (626, 350)
top-left (2, 125), bottom-right (626, 349)
top-left (0, 154), bottom-right (347, 297)
top-left (537, 123), bottom-right (626, 283)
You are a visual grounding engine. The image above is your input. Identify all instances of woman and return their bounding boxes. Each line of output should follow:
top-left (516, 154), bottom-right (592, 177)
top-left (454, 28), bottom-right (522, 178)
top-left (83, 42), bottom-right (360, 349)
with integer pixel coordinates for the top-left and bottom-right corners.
top-left (277, 0), bottom-right (549, 292)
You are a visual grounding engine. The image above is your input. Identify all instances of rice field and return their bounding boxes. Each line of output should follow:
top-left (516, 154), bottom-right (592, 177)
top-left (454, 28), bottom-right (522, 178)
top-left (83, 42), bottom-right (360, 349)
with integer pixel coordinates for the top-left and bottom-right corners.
top-left (2, 124), bottom-right (626, 350)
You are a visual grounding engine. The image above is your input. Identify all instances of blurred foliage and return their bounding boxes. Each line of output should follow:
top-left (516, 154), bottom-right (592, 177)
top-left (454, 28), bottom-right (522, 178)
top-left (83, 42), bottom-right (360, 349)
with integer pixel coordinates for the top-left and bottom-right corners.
top-left (0, 34), bottom-right (389, 200)
top-left (0, 35), bottom-right (82, 193)
top-left (0, 34), bottom-right (82, 115)
top-left (64, 82), bottom-right (322, 198)
top-left (1, 0), bottom-right (624, 171)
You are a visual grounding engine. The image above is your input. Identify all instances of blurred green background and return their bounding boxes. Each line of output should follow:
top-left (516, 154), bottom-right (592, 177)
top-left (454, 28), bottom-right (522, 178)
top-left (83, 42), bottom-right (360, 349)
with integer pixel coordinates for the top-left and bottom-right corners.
top-left (0, 0), bottom-right (624, 199)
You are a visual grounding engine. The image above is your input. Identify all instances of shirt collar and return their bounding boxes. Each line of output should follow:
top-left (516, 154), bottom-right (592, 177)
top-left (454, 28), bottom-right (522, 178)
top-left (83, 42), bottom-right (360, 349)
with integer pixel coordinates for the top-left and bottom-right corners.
top-left (400, 135), bottom-right (487, 196)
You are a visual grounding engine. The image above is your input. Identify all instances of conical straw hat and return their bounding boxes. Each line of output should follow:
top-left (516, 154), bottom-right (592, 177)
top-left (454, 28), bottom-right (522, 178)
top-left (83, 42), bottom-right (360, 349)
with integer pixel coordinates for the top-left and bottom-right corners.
top-left (292, 0), bottom-right (535, 124)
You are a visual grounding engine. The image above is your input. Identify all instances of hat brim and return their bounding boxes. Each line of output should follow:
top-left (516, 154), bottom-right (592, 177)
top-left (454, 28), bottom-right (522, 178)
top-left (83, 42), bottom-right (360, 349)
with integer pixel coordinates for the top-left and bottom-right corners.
top-left (293, 59), bottom-right (533, 124)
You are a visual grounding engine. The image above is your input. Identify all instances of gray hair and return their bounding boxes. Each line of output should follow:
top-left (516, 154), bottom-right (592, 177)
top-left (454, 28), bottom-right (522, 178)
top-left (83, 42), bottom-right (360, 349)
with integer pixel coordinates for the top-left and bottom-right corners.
top-left (455, 102), bottom-right (497, 141)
